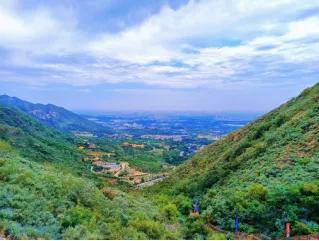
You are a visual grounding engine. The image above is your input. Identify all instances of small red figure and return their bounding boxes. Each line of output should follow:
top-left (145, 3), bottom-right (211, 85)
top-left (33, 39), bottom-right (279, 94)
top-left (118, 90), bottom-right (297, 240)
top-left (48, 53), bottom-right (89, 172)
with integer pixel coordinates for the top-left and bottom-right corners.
top-left (285, 222), bottom-right (291, 238)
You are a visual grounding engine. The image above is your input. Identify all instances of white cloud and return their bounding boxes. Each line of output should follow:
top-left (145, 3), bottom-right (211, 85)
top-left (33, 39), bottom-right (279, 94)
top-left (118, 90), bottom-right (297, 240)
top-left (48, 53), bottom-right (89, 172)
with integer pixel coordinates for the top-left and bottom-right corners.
top-left (0, 0), bottom-right (319, 89)
top-left (286, 17), bottom-right (319, 39)
top-left (87, 0), bottom-right (319, 62)
top-left (0, 2), bottom-right (82, 56)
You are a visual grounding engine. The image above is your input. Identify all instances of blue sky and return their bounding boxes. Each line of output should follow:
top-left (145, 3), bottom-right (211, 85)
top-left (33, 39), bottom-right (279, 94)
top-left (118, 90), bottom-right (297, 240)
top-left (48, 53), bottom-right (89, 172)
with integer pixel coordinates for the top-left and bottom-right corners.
top-left (0, 0), bottom-right (318, 112)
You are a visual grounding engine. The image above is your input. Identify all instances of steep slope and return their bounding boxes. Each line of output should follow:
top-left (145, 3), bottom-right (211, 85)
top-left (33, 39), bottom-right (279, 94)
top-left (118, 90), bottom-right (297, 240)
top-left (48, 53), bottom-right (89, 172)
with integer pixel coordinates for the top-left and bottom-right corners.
top-left (0, 105), bottom-right (80, 165)
top-left (0, 95), bottom-right (108, 133)
top-left (154, 83), bottom-right (319, 238)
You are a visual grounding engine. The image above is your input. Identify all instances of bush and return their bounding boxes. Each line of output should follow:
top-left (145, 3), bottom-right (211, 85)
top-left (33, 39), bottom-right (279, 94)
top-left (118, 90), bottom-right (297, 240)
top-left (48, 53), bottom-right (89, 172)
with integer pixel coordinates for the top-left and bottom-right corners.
top-left (183, 217), bottom-right (208, 239)
top-left (300, 182), bottom-right (318, 195)
top-left (207, 231), bottom-right (227, 240)
top-left (248, 183), bottom-right (268, 201)
top-left (0, 141), bottom-right (13, 153)
top-left (175, 195), bottom-right (192, 215)
top-left (161, 204), bottom-right (179, 223)
top-left (131, 219), bottom-right (165, 239)
top-left (293, 221), bottom-right (311, 235)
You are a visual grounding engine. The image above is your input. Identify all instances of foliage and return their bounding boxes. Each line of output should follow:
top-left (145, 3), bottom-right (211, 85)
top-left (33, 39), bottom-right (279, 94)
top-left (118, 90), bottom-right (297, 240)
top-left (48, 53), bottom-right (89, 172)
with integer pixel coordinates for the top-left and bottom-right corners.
top-left (1, 82), bottom-right (319, 239)
top-left (0, 106), bottom-right (81, 166)
top-left (207, 231), bottom-right (227, 240)
top-left (0, 105), bottom-right (181, 239)
top-left (0, 153), bottom-right (180, 239)
top-left (152, 82), bottom-right (319, 239)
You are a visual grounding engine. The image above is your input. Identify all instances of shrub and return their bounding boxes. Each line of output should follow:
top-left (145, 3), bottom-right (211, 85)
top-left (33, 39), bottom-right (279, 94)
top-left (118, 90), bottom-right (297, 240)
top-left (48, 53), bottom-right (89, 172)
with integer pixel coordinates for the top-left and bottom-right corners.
top-left (207, 231), bottom-right (227, 240)
top-left (183, 217), bottom-right (208, 239)
top-left (161, 204), bottom-right (179, 223)
top-left (293, 221), bottom-right (311, 235)
top-left (131, 219), bottom-right (165, 239)
top-left (300, 182), bottom-right (318, 195)
top-left (174, 195), bottom-right (192, 215)
top-left (248, 183), bottom-right (268, 201)
top-left (0, 141), bottom-right (13, 153)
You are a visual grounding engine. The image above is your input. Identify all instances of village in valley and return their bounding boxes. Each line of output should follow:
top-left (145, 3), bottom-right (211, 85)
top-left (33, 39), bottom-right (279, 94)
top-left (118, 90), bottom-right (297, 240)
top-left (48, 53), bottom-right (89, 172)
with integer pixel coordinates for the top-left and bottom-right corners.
top-left (72, 113), bottom-right (253, 188)
top-left (79, 141), bottom-right (168, 188)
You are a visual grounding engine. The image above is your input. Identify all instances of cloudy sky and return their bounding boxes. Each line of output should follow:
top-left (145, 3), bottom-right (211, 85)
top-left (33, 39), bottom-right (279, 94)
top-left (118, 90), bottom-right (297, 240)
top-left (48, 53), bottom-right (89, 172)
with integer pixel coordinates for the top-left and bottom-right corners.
top-left (0, 0), bottom-right (318, 112)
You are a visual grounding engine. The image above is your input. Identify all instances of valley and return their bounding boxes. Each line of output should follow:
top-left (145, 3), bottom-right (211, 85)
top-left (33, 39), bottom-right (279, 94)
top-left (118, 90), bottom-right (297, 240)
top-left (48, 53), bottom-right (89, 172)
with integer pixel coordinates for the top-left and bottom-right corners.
top-left (1, 1), bottom-right (318, 240)
top-left (0, 83), bottom-right (318, 239)
top-left (74, 112), bottom-right (255, 187)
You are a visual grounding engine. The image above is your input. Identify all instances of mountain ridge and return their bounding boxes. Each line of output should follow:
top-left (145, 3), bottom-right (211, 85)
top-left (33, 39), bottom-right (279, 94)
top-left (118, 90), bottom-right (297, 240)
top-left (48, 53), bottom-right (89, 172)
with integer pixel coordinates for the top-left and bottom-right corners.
top-left (0, 95), bottom-right (109, 133)
top-left (0, 105), bottom-right (81, 165)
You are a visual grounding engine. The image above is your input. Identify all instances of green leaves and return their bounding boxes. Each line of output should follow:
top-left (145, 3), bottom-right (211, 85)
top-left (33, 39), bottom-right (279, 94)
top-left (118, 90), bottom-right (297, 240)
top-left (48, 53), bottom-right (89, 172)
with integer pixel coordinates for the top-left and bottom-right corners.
top-left (0, 152), bottom-right (182, 239)
top-left (155, 83), bottom-right (319, 238)
top-left (248, 183), bottom-right (268, 201)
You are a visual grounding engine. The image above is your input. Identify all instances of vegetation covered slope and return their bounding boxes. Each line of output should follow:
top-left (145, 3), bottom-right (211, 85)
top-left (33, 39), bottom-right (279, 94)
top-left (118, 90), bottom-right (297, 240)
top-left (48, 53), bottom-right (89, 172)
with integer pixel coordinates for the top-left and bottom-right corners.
top-left (0, 95), bottom-right (108, 133)
top-left (153, 83), bottom-right (319, 238)
top-left (0, 106), bottom-right (181, 239)
top-left (0, 144), bottom-right (180, 239)
top-left (0, 105), bottom-right (80, 165)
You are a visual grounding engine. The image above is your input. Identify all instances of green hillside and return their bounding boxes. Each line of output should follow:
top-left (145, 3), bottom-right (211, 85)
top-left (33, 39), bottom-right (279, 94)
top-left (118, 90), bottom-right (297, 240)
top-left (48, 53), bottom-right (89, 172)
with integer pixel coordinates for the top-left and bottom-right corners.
top-left (0, 106), bottom-right (181, 239)
top-left (152, 83), bottom-right (319, 238)
top-left (0, 145), bottom-right (181, 239)
top-left (0, 106), bottom-right (81, 166)
top-left (0, 95), bottom-right (109, 133)
top-left (1, 83), bottom-right (318, 239)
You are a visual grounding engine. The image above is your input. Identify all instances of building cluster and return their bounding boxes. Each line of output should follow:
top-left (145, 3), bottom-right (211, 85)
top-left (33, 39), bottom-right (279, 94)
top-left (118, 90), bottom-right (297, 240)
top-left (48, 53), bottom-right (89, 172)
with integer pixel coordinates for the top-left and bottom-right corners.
top-left (92, 160), bottom-right (151, 184)
top-left (79, 142), bottom-right (166, 186)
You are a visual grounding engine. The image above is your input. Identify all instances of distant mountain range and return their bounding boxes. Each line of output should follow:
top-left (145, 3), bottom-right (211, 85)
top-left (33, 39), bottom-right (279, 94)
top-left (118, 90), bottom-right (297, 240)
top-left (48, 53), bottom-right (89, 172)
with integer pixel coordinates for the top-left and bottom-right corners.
top-left (0, 95), bottom-right (109, 133)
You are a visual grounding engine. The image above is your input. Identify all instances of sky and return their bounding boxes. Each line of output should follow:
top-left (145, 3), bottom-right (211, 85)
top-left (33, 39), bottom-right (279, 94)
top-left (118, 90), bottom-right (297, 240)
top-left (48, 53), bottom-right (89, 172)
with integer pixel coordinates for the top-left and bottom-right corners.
top-left (0, 0), bottom-right (318, 112)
